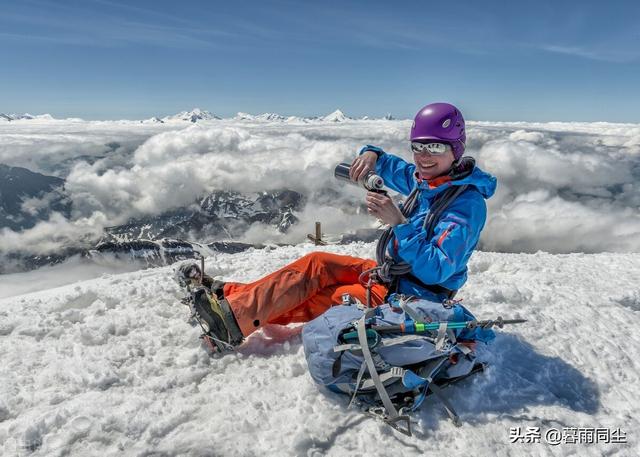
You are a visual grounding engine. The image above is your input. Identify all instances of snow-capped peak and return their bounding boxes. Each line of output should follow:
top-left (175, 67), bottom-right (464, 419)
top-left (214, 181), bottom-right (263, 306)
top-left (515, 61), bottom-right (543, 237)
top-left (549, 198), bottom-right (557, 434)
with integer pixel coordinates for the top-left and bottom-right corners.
top-left (235, 112), bottom-right (256, 121)
top-left (0, 113), bottom-right (55, 121)
top-left (163, 108), bottom-right (221, 123)
top-left (235, 112), bottom-right (288, 122)
top-left (256, 113), bottom-right (287, 121)
top-left (141, 116), bottom-right (164, 124)
top-left (322, 109), bottom-right (349, 122)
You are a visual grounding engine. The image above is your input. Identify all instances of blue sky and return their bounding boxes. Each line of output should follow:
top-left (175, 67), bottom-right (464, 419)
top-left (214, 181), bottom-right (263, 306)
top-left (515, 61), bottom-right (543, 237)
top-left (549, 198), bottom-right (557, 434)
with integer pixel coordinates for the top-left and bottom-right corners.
top-left (1, 0), bottom-right (639, 121)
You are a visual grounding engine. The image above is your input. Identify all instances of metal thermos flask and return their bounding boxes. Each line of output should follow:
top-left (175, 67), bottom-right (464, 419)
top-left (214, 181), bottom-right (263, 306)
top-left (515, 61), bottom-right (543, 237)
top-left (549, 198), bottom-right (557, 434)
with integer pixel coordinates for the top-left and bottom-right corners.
top-left (334, 163), bottom-right (384, 191)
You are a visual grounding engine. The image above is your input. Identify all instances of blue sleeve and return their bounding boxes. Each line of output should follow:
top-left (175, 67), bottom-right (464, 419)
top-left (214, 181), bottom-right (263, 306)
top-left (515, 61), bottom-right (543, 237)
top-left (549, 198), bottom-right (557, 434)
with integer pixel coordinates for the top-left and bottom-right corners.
top-left (359, 145), bottom-right (415, 196)
top-left (392, 194), bottom-right (486, 285)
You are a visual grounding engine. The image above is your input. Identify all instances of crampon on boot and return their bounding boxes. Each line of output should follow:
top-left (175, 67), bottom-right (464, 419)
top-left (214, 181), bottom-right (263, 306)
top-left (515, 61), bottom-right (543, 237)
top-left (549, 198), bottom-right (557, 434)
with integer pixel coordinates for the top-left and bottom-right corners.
top-left (191, 287), bottom-right (244, 353)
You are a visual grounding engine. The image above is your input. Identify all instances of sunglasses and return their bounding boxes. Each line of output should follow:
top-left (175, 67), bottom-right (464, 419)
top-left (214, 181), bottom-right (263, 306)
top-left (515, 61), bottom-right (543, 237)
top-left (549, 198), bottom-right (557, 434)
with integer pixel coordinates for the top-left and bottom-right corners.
top-left (411, 142), bottom-right (449, 156)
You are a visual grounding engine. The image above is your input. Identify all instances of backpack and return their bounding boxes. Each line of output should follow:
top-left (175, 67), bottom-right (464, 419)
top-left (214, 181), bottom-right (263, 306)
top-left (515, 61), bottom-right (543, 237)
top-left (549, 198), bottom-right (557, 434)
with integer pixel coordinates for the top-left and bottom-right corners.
top-left (302, 294), bottom-right (496, 435)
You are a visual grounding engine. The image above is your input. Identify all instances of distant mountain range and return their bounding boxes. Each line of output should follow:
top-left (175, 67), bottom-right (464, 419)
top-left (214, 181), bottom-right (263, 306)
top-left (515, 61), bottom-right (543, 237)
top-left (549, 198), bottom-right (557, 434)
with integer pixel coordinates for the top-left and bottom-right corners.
top-left (0, 164), bottom-right (71, 231)
top-left (161, 108), bottom-right (221, 123)
top-left (0, 163), bottom-right (380, 273)
top-left (0, 164), bottom-right (385, 274)
top-left (102, 189), bottom-right (303, 243)
top-left (0, 113), bottom-right (55, 121)
top-left (1, 108), bottom-right (398, 123)
top-left (0, 164), bottom-right (304, 272)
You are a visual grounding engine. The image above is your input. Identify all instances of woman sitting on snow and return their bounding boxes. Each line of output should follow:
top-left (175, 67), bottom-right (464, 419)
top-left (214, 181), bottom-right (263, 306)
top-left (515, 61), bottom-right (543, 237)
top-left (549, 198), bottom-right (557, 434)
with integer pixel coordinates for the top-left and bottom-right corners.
top-left (177, 102), bottom-right (497, 351)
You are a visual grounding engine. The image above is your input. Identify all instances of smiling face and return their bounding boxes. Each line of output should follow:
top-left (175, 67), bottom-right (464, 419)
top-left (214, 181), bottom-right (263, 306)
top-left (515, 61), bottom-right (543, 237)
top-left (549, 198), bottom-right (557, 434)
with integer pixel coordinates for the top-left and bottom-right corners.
top-left (413, 144), bottom-right (456, 180)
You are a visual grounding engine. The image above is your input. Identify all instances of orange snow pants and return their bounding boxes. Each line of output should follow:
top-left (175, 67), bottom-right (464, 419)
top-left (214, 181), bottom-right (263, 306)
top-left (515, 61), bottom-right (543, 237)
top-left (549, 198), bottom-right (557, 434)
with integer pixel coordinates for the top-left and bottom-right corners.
top-left (222, 252), bottom-right (388, 337)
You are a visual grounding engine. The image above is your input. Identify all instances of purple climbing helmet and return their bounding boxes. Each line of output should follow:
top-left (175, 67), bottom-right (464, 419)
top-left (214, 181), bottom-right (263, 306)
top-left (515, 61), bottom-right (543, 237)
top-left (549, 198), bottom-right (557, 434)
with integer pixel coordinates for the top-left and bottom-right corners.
top-left (410, 102), bottom-right (466, 160)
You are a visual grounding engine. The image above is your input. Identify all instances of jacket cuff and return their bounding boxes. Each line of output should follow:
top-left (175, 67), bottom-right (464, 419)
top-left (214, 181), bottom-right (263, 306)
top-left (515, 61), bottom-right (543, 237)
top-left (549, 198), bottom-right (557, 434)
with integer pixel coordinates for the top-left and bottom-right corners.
top-left (359, 145), bottom-right (386, 158)
top-left (393, 221), bottom-right (415, 241)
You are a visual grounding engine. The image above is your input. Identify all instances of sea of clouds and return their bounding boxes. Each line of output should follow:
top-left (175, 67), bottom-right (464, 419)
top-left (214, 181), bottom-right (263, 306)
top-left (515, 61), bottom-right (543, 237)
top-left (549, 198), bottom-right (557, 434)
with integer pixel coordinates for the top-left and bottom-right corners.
top-left (1, 116), bottom-right (639, 260)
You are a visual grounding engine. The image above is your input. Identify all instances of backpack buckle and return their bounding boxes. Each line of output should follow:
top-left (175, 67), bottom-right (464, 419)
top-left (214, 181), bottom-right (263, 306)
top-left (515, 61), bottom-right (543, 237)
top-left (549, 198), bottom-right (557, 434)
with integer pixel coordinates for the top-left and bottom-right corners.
top-left (366, 407), bottom-right (413, 437)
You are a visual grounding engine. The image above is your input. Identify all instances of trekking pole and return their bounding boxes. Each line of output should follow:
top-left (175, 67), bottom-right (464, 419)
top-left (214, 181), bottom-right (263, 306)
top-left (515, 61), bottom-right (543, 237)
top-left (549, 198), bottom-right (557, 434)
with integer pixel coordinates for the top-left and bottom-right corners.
top-left (340, 317), bottom-right (526, 343)
top-left (373, 317), bottom-right (527, 334)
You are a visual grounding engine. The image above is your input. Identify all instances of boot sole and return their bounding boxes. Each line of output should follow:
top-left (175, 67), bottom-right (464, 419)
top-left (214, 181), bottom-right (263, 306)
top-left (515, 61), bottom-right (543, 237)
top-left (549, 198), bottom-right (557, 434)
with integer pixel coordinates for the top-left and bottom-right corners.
top-left (192, 288), bottom-right (230, 344)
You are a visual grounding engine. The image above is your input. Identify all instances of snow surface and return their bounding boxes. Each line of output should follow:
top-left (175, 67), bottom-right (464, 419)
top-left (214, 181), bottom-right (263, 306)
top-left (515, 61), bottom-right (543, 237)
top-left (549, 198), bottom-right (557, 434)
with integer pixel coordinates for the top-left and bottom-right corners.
top-left (1, 242), bottom-right (639, 456)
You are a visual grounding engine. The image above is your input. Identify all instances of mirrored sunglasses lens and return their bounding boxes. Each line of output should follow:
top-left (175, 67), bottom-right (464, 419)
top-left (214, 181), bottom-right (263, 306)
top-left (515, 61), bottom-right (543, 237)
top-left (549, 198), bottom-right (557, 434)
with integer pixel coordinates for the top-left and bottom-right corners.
top-left (412, 142), bottom-right (447, 155)
top-left (427, 143), bottom-right (446, 155)
top-left (411, 142), bottom-right (426, 153)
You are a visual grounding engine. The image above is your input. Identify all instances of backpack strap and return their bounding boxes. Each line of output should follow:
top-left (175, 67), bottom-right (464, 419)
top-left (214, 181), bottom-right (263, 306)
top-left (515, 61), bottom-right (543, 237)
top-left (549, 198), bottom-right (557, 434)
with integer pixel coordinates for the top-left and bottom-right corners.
top-left (356, 310), bottom-right (410, 433)
top-left (410, 357), bottom-right (462, 425)
top-left (348, 361), bottom-right (368, 408)
top-left (335, 366), bottom-right (406, 398)
top-left (426, 383), bottom-right (461, 426)
top-left (379, 334), bottom-right (433, 347)
top-left (435, 322), bottom-right (449, 351)
top-left (397, 295), bottom-right (425, 323)
top-left (359, 367), bottom-right (405, 390)
top-left (334, 333), bottom-right (432, 354)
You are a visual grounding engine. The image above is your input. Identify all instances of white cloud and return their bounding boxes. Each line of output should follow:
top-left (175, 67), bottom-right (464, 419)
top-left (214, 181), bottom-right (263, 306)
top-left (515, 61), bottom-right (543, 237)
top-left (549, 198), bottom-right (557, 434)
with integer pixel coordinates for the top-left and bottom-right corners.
top-left (508, 130), bottom-right (545, 143)
top-left (0, 212), bottom-right (108, 255)
top-left (1, 117), bottom-right (639, 259)
top-left (0, 254), bottom-right (143, 299)
top-left (0, 121), bottom-right (183, 177)
top-left (483, 190), bottom-right (640, 253)
top-left (470, 124), bottom-right (640, 253)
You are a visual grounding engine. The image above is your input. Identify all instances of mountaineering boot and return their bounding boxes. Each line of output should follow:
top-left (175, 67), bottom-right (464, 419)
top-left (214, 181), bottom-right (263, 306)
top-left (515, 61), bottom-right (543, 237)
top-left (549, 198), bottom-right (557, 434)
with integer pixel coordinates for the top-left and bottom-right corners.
top-left (192, 287), bottom-right (244, 352)
top-left (175, 261), bottom-right (226, 299)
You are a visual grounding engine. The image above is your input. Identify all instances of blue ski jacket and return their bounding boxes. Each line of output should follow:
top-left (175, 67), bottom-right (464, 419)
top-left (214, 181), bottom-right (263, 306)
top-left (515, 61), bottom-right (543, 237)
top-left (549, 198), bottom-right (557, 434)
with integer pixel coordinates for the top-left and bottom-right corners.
top-left (360, 145), bottom-right (497, 299)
